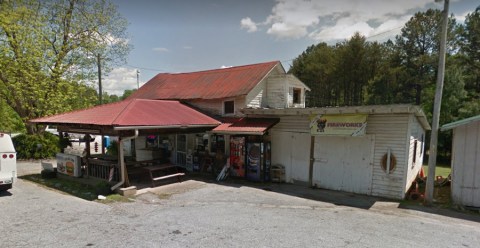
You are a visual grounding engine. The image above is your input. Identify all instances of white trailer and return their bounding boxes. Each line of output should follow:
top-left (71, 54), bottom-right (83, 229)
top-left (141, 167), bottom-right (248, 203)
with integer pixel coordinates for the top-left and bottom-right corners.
top-left (0, 133), bottom-right (17, 191)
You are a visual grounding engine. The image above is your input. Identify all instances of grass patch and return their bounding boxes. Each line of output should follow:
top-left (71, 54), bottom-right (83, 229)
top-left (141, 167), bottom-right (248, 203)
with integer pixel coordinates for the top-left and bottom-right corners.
top-left (98, 194), bottom-right (134, 203)
top-left (422, 164), bottom-right (451, 178)
top-left (20, 174), bottom-right (132, 203)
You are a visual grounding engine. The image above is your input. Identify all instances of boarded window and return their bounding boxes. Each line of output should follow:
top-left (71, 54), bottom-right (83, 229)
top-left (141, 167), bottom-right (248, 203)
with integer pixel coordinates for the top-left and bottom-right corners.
top-left (293, 88), bottom-right (301, 104)
top-left (224, 100), bottom-right (234, 114)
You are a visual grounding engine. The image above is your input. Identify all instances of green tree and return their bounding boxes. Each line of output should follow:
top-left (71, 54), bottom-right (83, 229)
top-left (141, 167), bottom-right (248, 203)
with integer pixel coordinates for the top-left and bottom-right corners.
top-left (121, 89), bottom-right (137, 100)
top-left (290, 43), bottom-right (336, 107)
top-left (394, 9), bottom-right (459, 105)
top-left (459, 7), bottom-right (480, 100)
top-left (0, 0), bottom-right (131, 133)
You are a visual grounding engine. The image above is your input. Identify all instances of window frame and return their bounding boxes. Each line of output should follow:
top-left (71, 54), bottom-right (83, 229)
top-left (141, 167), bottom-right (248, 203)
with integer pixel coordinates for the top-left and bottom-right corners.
top-left (223, 100), bottom-right (235, 115)
top-left (292, 88), bottom-right (302, 104)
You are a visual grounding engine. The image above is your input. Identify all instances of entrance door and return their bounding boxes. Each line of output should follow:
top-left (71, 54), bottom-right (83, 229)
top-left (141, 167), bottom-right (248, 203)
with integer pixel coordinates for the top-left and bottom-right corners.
top-left (176, 134), bottom-right (187, 166)
top-left (313, 135), bottom-right (374, 194)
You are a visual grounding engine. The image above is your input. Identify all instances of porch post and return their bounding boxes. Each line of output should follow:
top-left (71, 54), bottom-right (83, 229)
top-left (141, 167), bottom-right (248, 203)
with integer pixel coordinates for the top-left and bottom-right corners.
top-left (308, 136), bottom-right (315, 187)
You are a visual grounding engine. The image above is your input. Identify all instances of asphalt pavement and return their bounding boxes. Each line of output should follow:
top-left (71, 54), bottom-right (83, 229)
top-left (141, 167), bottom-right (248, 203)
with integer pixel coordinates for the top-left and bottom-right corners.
top-left (1, 160), bottom-right (479, 248)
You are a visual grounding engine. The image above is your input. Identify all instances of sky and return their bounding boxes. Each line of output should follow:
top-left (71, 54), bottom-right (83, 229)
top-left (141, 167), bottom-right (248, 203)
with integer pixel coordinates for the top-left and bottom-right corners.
top-left (102, 0), bottom-right (480, 96)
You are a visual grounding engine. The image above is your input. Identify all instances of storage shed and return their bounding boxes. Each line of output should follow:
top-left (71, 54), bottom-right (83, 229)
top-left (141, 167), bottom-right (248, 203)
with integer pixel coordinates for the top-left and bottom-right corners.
top-left (440, 115), bottom-right (480, 207)
top-left (244, 104), bottom-right (431, 200)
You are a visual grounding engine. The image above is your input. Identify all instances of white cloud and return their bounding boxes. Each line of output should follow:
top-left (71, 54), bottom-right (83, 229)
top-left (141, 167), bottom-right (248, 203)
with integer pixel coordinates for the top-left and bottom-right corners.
top-left (240, 17), bottom-right (258, 32)
top-left (153, 47), bottom-right (169, 52)
top-left (455, 10), bottom-right (472, 23)
top-left (103, 67), bottom-right (143, 96)
top-left (245, 0), bottom-right (434, 41)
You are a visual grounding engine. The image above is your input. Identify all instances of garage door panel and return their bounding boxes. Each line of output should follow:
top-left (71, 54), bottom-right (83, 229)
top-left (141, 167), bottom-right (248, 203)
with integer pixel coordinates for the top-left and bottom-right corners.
top-left (313, 136), bottom-right (374, 194)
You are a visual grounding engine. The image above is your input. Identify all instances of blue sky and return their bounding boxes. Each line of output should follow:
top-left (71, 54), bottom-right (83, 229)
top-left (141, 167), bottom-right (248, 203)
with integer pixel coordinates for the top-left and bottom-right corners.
top-left (102, 0), bottom-right (480, 95)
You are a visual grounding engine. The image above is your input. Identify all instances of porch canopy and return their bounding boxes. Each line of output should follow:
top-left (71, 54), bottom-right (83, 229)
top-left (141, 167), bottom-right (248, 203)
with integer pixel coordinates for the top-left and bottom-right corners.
top-left (211, 117), bottom-right (279, 135)
top-left (30, 99), bottom-right (221, 136)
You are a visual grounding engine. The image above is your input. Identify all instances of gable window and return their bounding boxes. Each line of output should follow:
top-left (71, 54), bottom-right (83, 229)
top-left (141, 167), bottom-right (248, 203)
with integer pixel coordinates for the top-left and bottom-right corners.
top-left (293, 88), bottom-right (302, 104)
top-left (224, 100), bottom-right (234, 115)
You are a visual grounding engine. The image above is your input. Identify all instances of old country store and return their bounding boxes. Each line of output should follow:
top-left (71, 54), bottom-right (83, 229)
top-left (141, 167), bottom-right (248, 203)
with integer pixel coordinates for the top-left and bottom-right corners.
top-left (31, 61), bottom-right (430, 199)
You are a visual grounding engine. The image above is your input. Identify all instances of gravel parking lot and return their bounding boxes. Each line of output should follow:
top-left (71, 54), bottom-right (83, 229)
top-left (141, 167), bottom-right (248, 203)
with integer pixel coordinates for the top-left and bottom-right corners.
top-left (1, 160), bottom-right (479, 248)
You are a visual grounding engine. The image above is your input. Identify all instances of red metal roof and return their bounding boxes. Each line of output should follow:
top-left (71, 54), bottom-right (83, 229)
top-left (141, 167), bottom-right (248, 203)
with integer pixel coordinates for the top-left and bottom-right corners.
top-left (128, 61), bottom-right (280, 100)
top-left (30, 99), bottom-right (220, 128)
top-left (211, 118), bottom-right (279, 135)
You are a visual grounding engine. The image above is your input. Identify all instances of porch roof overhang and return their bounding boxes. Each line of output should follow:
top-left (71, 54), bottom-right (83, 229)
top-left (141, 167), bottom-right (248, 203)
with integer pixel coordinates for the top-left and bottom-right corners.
top-left (211, 117), bottom-right (279, 135)
top-left (29, 99), bottom-right (221, 136)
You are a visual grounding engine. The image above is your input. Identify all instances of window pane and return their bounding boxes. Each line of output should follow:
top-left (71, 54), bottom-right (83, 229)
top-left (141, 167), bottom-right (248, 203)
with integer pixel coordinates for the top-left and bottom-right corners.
top-left (224, 101), bottom-right (234, 114)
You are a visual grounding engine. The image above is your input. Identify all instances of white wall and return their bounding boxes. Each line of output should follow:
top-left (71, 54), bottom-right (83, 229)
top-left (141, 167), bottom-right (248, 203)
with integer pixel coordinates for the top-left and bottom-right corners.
top-left (404, 115), bottom-right (426, 193)
top-left (269, 115), bottom-right (311, 183)
top-left (187, 96), bottom-right (246, 117)
top-left (367, 114), bottom-right (410, 199)
top-left (451, 121), bottom-right (480, 207)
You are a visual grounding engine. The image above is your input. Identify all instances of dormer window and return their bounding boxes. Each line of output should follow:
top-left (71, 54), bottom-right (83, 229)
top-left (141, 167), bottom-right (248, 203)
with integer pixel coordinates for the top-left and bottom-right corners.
top-left (293, 88), bottom-right (302, 104)
top-left (224, 100), bottom-right (234, 115)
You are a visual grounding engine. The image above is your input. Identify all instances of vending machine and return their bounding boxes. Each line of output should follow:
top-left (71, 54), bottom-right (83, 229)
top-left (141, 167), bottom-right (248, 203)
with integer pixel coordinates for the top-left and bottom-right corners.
top-left (246, 141), bottom-right (271, 182)
top-left (229, 136), bottom-right (245, 177)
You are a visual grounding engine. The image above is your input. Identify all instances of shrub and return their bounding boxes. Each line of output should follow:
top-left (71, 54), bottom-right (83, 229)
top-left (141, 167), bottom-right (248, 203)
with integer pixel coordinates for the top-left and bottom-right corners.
top-left (13, 132), bottom-right (60, 159)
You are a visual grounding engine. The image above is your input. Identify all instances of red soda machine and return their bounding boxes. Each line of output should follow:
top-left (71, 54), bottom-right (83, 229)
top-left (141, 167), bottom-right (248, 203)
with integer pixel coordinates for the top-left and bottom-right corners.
top-left (229, 136), bottom-right (245, 177)
top-left (246, 140), bottom-right (271, 182)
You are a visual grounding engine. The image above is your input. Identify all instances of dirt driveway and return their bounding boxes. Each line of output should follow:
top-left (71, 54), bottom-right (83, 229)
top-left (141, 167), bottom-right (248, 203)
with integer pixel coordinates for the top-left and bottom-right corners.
top-left (2, 160), bottom-right (479, 248)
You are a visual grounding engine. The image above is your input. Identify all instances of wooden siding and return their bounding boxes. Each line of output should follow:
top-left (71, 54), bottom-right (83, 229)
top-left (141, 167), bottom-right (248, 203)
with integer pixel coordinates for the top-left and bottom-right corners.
top-left (187, 96), bottom-right (246, 117)
top-left (451, 121), bottom-right (480, 207)
top-left (266, 75), bottom-right (287, 108)
top-left (367, 114), bottom-right (410, 199)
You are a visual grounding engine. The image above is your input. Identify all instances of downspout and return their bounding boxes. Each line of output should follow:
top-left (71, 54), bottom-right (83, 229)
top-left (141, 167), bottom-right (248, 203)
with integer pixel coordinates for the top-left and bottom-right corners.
top-left (111, 129), bottom-right (138, 191)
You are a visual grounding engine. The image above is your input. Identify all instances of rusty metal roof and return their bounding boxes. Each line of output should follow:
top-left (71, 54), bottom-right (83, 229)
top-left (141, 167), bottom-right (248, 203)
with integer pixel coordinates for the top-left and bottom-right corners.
top-left (211, 118), bottom-right (279, 135)
top-left (30, 99), bottom-right (221, 128)
top-left (128, 61), bottom-right (280, 100)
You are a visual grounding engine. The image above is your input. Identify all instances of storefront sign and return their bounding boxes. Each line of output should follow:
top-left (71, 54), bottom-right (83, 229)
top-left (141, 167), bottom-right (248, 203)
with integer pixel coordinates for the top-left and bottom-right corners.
top-left (309, 114), bottom-right (367, 136)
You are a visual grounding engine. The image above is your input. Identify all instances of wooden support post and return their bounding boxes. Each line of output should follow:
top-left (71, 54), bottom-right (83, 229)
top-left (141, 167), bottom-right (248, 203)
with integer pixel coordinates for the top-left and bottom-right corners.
top-left (308, 136), bottom-right (315, 188)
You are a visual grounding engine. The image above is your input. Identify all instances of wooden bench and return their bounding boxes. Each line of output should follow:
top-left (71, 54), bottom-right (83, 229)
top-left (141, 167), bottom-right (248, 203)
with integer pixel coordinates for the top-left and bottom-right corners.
top-left (141, 163), bottom-right (185, 187)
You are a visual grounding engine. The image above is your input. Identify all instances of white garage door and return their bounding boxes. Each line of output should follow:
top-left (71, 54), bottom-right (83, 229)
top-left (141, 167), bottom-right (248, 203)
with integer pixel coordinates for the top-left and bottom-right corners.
top-left (313, 135), bottom-right (374, 194)
top-left (271, 131), bottom-right (310, 183)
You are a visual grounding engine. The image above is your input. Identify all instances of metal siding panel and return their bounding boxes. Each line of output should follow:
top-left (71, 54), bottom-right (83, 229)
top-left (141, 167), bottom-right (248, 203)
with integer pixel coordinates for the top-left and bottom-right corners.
top-left (462, 124), bottom-right (477, 205)
top-left (451, 127), bottom-right (464, 204)
top-left (474, 123), bottom-right (480, 206)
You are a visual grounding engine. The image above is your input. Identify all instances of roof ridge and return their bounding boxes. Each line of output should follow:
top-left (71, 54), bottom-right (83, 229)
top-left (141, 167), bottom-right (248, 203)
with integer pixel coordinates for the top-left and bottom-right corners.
top-left (163, 60), bottom-right (279, 75)
top-left (111, 99), bottom-right (138, 125)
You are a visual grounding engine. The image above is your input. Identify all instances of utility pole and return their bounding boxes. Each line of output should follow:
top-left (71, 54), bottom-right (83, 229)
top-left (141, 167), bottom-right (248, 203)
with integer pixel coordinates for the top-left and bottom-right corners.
top-left (425, 0), bottom-right (449, 205)
top-left (97, 53), bottom-right (103, 104)
top-left (136, 69), bottom-right (140, 89)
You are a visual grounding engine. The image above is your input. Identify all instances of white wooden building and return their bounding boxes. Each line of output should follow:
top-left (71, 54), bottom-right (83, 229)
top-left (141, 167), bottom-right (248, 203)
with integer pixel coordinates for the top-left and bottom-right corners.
top-left (441, 115), bottom-right (480, 207)
top-left (244, 104), bottom-right (431, 200)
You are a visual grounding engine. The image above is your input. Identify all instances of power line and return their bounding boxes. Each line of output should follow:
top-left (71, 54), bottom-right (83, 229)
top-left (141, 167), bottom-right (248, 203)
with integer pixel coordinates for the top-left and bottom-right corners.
top-left (124, 64), bottom-right (166, 72)
top-left (366, 26), bottom-right (403, 41)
